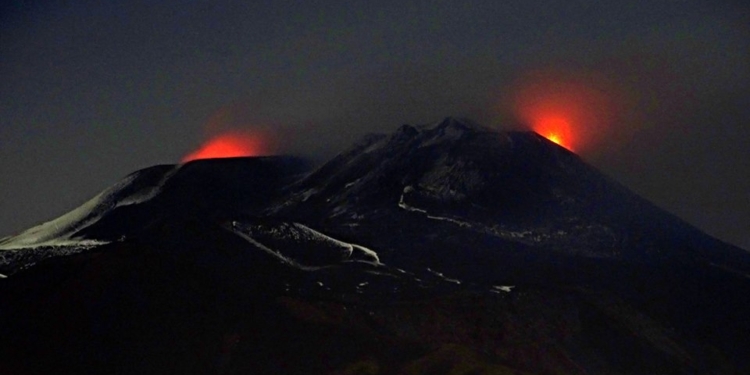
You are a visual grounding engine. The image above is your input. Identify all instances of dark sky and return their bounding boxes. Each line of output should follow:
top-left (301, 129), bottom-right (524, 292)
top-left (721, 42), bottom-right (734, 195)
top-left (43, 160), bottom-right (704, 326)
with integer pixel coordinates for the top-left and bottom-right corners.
top-left (1, 0), bottom-right (749, 250)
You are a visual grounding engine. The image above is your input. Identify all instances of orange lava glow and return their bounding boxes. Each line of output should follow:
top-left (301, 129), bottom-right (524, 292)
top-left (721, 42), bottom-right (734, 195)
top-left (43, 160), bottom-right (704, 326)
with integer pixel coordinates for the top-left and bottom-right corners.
top-left (535, 117), bottom-right (573, 150)
top-left (511, 70), bottom-right (620, 154)
top-left (182, 132), bottom-right (265, 162)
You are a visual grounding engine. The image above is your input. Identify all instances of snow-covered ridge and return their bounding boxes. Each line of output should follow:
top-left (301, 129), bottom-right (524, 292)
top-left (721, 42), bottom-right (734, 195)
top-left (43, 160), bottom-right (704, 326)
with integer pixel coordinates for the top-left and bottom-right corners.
top-left (426, 267), bottom-right (462, 285)
top-left (0, 165), bottom-right (176, 250)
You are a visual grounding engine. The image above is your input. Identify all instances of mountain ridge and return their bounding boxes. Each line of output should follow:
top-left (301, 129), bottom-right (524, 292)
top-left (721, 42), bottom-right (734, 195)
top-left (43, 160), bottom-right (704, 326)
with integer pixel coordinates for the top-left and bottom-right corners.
top-left (1, 117), bottom-right (748, 374)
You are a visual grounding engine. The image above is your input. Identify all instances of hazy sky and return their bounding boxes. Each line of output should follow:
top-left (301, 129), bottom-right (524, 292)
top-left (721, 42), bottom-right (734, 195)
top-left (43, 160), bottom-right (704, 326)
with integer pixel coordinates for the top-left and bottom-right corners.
top-left (1, 0), bottom-right (749, 250)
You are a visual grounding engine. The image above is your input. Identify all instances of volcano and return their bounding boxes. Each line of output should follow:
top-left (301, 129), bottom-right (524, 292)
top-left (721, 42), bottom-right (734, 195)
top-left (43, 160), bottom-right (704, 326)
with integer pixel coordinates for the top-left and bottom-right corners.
top-left (1, 117), bottom-right (749, 375)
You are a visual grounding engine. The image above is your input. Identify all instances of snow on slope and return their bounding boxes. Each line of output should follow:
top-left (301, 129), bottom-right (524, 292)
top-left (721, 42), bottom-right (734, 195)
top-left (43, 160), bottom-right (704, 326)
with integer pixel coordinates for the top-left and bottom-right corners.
top-left (0, 165), bottom-right (175, 250)
top-left (228, 220), bottom-right (381, 267)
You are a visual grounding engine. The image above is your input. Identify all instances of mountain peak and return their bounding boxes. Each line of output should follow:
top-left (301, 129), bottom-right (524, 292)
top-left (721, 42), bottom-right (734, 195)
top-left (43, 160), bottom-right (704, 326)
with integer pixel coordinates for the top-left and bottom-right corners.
top-left (432, 116), bottom-right (491, 132)
top-left (391, 118), bottom-right (571, 160)
top-left (3, 118), bottom-right (750, 374)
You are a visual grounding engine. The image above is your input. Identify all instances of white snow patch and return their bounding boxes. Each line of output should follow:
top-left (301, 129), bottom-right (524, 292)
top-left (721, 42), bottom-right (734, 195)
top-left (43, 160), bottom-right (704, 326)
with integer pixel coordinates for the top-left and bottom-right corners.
top-left (344, 178), bottom-right (362, 189)
top-left (426, 267), bottom-right (462, 285)
top-left (398, 192), bottom-right (472, 228)
top-left (0, 239), bottom-right (108, 251)
top-left (1, 167), bottom-right (174, 250)
top-left (0, 187), bottom-right (113, 249)
top-left (291, 223), bottom-right (381, 264)
top-left (229, 227), bottom-right (322, 271)
top-left (425, 214), bottom-right (472, 228)
top-left (398, 193), bottom-right (427, 214)
top-left (0, 242), bottom-right (107, 275)
top-left (300, 189), bottom-right (318, 202)
top-left (227, 221), bottom-right (381, 266)
top-left (350, 244), bottom-right (381, 264)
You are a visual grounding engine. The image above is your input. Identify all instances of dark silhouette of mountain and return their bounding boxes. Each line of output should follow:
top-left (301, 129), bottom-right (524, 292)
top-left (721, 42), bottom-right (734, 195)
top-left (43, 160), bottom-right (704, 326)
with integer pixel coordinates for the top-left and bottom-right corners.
top-left (1, 117), bottom-right (748, 375)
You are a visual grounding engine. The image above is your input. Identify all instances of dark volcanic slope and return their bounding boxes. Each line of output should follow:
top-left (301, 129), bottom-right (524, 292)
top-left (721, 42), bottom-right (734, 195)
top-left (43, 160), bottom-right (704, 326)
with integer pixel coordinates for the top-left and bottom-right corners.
top-left (271, 118), bottom-right (750, 371)
top-left (0, 156), bottom-right (309, 274)
top-left (278, 117), bottom-right (746, 265)
top-left (1, 118), bottom-right (749, 375)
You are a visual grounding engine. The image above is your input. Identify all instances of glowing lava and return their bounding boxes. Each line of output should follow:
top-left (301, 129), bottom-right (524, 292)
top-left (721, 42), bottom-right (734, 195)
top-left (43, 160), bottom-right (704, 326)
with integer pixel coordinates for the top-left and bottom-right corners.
top-left (546, 133), bottom-right (562, 145)
top-left (511, 70), bottom-right (621, 154)
top-left (535, 117), bottom-right (573, 150)
top-left (182, 132), bottom-right (265, 162)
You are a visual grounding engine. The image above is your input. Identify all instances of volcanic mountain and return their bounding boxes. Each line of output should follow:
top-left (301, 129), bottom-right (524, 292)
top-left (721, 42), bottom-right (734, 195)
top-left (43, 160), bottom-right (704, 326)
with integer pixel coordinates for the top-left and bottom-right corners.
top-left (1, 117), bottom-right (749, 375)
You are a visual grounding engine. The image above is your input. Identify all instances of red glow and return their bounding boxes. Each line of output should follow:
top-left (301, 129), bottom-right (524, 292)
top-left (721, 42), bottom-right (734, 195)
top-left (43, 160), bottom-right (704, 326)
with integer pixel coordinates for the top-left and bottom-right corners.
top-left (535, 117), bottom-right (573, 150)
top-left (511, 70), bottom-right (621, 153)
top-left (182, 132), bottom-right (265, 162)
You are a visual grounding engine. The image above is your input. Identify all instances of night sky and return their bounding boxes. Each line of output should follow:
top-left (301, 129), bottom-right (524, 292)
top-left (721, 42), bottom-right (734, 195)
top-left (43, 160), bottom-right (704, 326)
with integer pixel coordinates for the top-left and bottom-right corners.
top-left (1, 0), bottom-right (749, 250)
